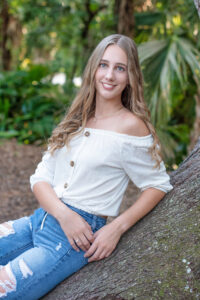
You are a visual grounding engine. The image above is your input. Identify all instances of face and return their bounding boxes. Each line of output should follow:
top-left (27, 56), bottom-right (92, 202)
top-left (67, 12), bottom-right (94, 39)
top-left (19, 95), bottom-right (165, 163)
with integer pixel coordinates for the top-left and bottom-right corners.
top-left (95, 44), bottom-right (129, 103)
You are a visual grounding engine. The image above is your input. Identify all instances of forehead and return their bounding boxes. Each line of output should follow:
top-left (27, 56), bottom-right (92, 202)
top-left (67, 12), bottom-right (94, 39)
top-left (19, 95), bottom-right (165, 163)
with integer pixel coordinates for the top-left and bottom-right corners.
top-left (101, 44), bottom-right (127, 64)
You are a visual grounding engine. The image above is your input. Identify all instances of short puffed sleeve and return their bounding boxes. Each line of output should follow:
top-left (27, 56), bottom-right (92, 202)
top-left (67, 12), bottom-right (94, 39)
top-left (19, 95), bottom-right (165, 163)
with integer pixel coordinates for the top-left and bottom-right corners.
top-left (121, 137), bottom-right (173, 193)
top-left (30, 148), bottom-right (57, 191)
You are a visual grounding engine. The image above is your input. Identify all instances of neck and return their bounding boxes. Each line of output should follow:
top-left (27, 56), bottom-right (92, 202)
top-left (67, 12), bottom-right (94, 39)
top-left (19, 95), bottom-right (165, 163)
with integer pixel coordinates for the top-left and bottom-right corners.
top-left (94, 96), bottom-right (123, 118)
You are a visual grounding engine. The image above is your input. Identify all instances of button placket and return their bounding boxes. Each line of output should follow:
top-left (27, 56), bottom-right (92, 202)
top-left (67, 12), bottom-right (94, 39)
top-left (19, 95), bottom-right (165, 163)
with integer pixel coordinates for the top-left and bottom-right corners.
top-left (70, 160), bottom-right (75, 167)
top-left (84, 131), bottom-right (90, 137)
top-left (62, 131), bottom-right (90, 196)
top-left (64, 182), bottom-right (68, 189)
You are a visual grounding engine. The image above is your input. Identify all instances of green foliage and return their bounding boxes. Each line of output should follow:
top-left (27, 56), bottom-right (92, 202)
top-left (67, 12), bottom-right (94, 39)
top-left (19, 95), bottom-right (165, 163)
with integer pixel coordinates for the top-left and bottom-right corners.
top-left (136, 0), bottom-right (200, 167)
top-left (0, 65), bottom-right (70, 144)
top-left (1, 0), bottom-right (200, 169)
top-left (7, 0), bottom-right (113, 79)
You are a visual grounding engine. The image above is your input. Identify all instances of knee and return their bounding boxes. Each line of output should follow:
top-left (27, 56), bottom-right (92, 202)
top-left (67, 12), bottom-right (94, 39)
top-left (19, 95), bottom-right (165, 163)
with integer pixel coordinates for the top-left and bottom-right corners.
top-left (0, 263), bottom-right (16, 297)
top-left (0, 259), bottom-right (33, 298)
top-left (0, 222), bottom-right (15, 239)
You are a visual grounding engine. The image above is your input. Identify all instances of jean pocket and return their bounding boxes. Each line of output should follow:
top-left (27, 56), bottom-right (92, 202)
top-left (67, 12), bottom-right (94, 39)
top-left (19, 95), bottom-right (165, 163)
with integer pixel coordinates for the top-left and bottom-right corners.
top-left (31, 208), bottom-right (47, 234)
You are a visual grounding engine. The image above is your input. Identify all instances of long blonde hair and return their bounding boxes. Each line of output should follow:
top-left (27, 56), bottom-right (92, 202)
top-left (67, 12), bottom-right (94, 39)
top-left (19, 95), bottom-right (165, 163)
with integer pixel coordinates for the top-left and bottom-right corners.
top-left (48, 34), bottom-right (162, 167)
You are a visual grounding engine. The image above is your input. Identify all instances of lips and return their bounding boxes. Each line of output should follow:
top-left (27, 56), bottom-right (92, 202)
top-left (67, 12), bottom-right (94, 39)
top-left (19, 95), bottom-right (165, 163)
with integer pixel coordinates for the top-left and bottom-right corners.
top-left (102, 82), bottom-right (116, 90)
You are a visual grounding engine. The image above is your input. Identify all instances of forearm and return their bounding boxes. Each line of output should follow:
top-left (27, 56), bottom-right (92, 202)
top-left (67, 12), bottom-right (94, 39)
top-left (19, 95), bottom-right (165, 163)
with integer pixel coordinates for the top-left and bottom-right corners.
top-left (32, 181), bottom-right (71, 222)
top-left (33, 181), bottom-right (94, 252)
top-left (111, 188), bottom-right (166, 235)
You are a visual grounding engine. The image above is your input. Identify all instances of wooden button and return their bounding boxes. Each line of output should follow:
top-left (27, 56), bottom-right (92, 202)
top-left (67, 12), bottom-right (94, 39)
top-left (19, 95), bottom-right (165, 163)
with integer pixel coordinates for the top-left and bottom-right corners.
top-left (64, 183), bottom-right (68, 188)
top-left (84, 131), bottom-right (90, 137)
top-left (70, 161), bottom-right (74, 167)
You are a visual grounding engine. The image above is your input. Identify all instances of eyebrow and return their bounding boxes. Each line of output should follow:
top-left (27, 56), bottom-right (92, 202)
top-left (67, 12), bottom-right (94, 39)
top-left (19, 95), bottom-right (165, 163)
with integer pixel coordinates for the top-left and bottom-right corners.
top-left (100, 59), bottom-right (127, 68)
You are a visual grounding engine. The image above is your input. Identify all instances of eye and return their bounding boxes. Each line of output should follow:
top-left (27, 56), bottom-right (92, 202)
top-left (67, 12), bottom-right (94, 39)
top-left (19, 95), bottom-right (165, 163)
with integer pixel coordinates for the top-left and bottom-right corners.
top-left (117, 66), bottom-right (125, 72)
top-left (99, 63), bottom-right (107, 68)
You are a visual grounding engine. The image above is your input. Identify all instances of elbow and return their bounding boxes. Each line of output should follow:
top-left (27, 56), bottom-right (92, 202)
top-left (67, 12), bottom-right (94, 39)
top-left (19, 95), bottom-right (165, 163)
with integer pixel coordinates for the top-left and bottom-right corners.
top-left (30, 178), bottom-right (52, 192)
top-left (141, 183), bottom-right (173, 194)
top-left (141, 187), bottom-right (167, 205)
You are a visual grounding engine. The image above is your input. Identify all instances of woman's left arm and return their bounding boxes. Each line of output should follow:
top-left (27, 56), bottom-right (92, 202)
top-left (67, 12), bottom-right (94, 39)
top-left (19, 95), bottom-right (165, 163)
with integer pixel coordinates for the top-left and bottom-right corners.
top-left (84, 188), bottom-right (165, 262)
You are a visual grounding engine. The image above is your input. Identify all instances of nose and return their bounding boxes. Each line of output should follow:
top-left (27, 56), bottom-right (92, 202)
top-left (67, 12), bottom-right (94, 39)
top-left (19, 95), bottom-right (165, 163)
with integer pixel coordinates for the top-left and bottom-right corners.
top-left (105, 67), bottom-right (114, 81)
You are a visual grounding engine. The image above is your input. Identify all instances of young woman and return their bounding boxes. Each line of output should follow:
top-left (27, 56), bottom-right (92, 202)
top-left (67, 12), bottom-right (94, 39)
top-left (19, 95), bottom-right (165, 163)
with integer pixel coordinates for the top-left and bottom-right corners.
top-left (0, 34), bottom-right (173, 299)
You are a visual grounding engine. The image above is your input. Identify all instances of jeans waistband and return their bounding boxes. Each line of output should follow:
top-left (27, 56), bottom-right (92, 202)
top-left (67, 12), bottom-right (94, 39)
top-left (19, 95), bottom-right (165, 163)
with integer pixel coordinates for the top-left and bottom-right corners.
top-left (64, 203), bottom-right (107, 222)
top-left (39, 204), bottom-right (107, 232)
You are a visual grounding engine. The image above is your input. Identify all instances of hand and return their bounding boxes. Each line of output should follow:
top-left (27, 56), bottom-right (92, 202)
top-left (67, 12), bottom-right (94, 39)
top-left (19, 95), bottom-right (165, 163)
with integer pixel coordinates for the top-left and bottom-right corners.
top-left (84, 223), bottom-right (122, 262)
top-left (58, 209), bottom-right (94, 252)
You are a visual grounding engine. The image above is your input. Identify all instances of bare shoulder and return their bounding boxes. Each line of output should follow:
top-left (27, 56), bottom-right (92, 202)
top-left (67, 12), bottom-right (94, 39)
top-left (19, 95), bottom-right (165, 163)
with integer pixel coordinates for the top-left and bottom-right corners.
top-left (119, 109), bottom-right (150, 137)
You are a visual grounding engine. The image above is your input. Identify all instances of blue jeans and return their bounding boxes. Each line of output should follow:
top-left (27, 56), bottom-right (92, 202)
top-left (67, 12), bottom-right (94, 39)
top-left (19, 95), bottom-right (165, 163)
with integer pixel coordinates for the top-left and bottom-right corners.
top-left (0, 204), bottom-right (106, 299)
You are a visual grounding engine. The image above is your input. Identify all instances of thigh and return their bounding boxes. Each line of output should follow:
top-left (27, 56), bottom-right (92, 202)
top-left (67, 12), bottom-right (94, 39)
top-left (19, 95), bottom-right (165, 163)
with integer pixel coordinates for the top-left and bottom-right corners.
top-left (0, 216), bottom-right (33, 266)
top-left (0, 206), bottom-right (106, 299)
top-left (0, 236), bottom-right (88, 299)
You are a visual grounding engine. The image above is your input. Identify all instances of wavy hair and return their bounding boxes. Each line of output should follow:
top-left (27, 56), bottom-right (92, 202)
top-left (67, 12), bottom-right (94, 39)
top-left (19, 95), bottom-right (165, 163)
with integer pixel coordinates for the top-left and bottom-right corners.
top-left (48, 34), bottom-right (162, 167)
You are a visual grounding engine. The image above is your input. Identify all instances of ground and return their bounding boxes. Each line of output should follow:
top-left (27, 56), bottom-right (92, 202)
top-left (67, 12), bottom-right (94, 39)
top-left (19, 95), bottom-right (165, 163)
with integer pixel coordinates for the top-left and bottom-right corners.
top-left (0, 139), bottom-right (139, 223)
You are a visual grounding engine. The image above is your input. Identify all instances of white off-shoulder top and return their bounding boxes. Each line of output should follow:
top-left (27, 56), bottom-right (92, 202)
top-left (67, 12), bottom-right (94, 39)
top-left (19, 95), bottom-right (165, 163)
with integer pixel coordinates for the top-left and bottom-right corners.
top-left (30, 127), bottom-right (173, 217)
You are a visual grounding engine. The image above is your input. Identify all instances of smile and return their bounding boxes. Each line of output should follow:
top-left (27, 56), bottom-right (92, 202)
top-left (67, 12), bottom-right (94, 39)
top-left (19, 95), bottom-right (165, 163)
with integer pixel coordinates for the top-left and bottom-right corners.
top-left (102, 83), bottom-right (116, 90)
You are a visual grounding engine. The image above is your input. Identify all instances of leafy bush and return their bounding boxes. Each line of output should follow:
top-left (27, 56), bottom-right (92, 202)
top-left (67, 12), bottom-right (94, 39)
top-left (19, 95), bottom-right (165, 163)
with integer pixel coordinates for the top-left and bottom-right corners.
top-left (0, 65), bottom-right (73, 144)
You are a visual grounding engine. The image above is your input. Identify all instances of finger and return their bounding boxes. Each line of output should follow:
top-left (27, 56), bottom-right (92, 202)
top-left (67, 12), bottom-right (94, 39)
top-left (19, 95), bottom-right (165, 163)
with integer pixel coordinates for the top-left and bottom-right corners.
top-left (84, 220), bottom-right (93, 232)
top-left (87, 226), bottom-right (94, 237)
top-left (75, 236), bottom-right (88, 252)
top-left (105, 252), bottom-right (111, 258)
top-left (69, 237), bottom-right (80, 252)
top-left (88, 247), bottom-right (102, 262)
top-left (80, 234), bottom-right (91, 250)
top-left (93, 231), bottom-right (99, 238)
top-left (84, 230), bottom-right (94, 244)
top-left (98, 250), bottom-right (107, 260)
top-left (84, 242), bottom-right (97, 258)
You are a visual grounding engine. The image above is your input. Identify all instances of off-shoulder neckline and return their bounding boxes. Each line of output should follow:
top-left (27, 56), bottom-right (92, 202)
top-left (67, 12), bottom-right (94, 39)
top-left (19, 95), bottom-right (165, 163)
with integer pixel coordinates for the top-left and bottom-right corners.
top-left (84, 127), bottom-right (152, 140)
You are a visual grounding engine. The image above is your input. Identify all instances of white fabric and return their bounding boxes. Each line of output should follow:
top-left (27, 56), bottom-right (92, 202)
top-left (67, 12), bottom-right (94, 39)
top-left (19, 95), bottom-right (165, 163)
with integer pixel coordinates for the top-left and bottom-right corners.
top-left (30, 127), bottom-right (173, 217)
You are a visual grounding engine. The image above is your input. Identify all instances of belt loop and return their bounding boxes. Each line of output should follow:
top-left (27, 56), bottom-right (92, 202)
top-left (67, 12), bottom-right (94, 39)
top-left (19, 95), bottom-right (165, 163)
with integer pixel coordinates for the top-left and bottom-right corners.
top-left (91, 215), bottom-right (97, 231)
top-left (40, 212), bottom-right (48, 230)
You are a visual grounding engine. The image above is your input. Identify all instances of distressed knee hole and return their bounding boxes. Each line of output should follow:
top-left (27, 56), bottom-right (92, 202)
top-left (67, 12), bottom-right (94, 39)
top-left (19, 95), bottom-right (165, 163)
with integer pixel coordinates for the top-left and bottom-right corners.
top-left (0, 263), bottom-right (16, 297)
top-left (19, 259), bottom-right (33, 279)
top-left (0, 222), bottom-right (15, 238)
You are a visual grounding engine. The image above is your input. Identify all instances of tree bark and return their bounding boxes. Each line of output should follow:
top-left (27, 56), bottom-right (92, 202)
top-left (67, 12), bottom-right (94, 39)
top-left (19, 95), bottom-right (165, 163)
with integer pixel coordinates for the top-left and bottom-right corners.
top-left (70, 0), bottom-right (107, 80)
top-left (0, 0), bottom-right (11, 70)
top-left (43, 139), bottom-right (200, 299)
top-left (114, 0), bottom-right (135, 38)
top-left (0, 0), bottom-right (22, 70)
top-left (189, 77), bottom-right (200, 152)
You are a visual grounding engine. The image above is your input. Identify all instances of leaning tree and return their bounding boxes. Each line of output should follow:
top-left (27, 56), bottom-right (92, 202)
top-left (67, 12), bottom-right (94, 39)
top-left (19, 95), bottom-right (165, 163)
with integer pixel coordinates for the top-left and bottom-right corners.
top-left (43, 139), bottom-right (200, 299)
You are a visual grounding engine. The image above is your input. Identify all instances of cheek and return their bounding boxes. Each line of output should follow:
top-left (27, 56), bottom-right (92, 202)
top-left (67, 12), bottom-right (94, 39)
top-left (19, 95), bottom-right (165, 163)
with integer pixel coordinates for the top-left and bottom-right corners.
top-left (119, 74), bottom-right (128, 86)
top-left (95, 69), bottom-right (104, 80)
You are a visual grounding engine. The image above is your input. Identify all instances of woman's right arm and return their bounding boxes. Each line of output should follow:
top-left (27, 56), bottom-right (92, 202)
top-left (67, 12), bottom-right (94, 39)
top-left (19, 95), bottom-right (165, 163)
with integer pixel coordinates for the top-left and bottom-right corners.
top-left (30, 149), bottom-right (94, 252)
top-left (32, 182), bottom-right (94, 252)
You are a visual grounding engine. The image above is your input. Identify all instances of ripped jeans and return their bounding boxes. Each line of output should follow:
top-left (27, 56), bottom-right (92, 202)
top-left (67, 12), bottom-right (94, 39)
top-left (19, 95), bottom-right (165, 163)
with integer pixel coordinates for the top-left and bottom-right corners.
top-left (0, 204), bottom-right (106, 299)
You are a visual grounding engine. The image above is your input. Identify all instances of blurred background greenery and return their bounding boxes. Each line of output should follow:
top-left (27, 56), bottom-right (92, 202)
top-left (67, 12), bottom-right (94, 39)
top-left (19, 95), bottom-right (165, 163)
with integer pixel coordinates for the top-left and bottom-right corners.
top-left (0, 0), bottom-right (200, 169)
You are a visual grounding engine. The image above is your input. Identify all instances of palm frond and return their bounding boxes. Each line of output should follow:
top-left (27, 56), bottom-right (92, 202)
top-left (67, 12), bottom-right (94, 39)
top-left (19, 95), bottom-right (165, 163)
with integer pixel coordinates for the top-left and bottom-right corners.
top-left (139, 36), bottom-right (200, 122)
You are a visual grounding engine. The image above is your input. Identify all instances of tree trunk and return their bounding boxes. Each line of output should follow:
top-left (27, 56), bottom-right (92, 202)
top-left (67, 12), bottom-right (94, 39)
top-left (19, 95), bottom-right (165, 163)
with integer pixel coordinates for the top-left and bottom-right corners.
top-left (189, 77), bottom-right (200, 152)
top-left (43, 139), bottom-right (200, 299)
top-left (70, 0), bottom-right (107, 80)
top-left (114, 0), bottom-right (135, 38)
top-left (0, 0), bottom-right (22, 71)
top-left (0, 0), bottom-right (11, 70)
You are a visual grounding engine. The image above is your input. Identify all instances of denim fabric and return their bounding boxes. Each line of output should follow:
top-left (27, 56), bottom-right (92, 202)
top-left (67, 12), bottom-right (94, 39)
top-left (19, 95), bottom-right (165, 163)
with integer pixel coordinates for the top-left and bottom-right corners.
top-left (0, 204), bottom-right (106, 300)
